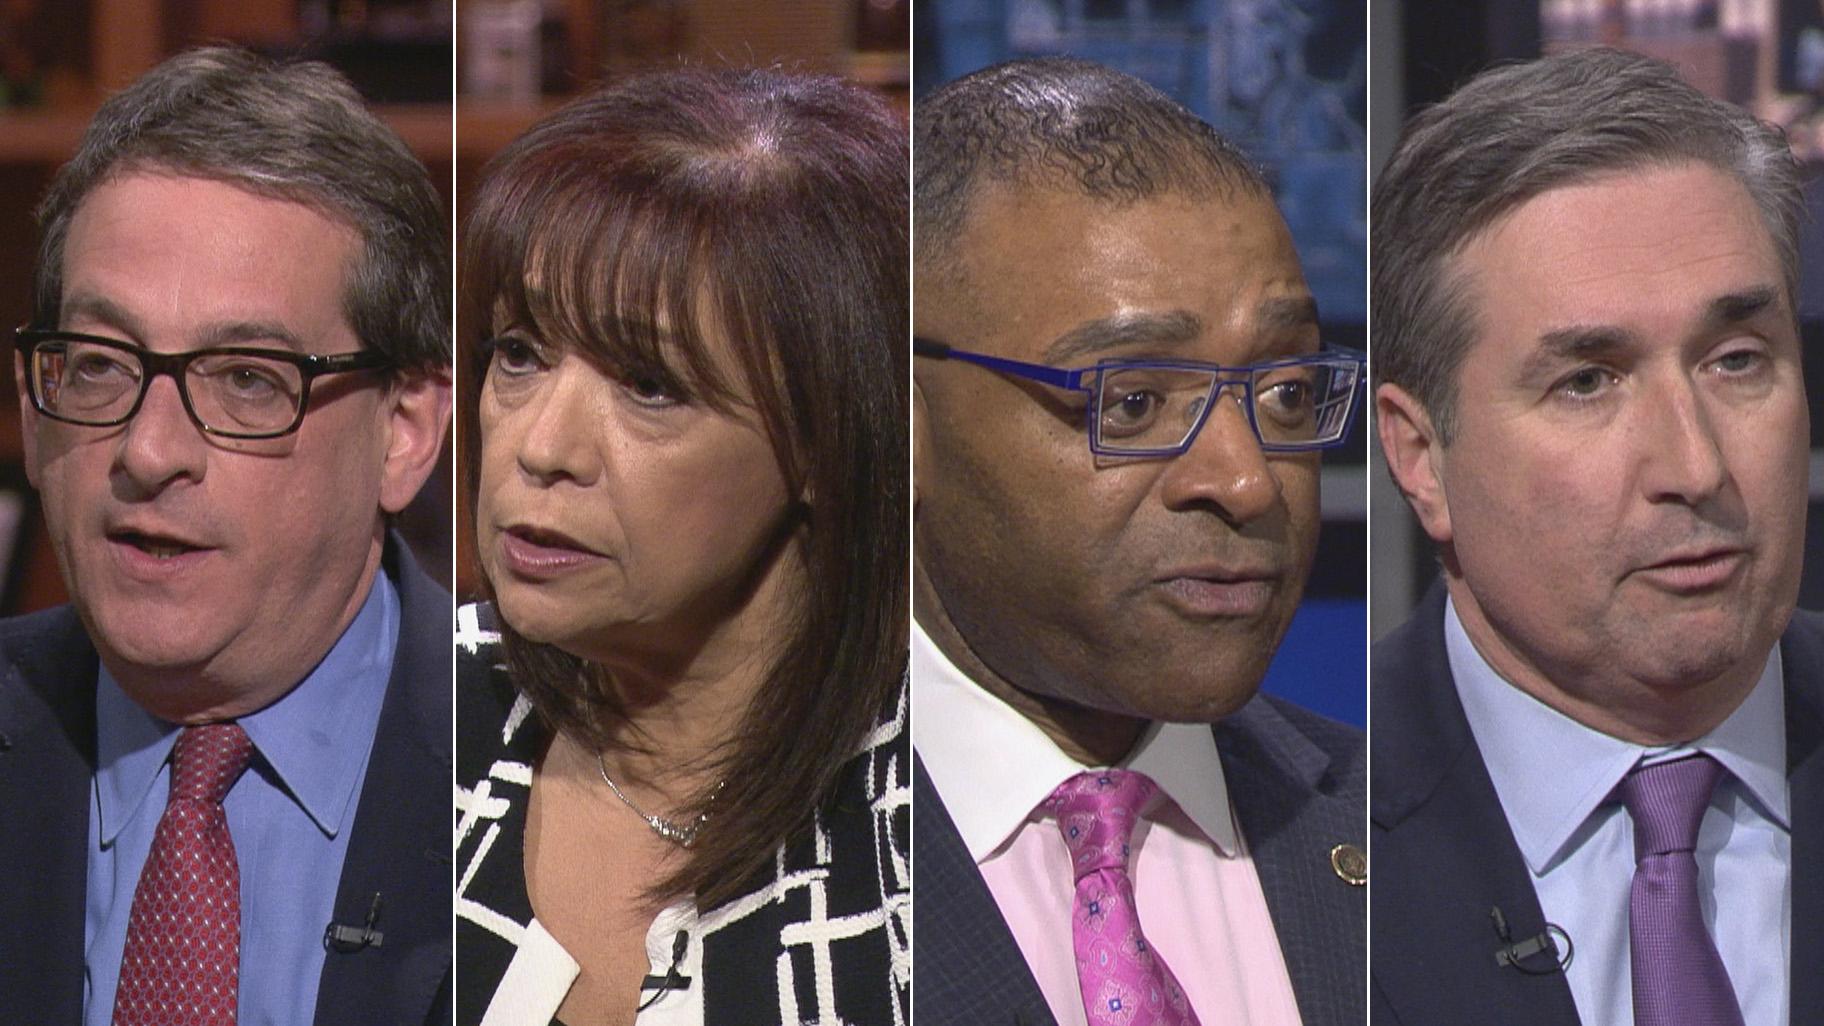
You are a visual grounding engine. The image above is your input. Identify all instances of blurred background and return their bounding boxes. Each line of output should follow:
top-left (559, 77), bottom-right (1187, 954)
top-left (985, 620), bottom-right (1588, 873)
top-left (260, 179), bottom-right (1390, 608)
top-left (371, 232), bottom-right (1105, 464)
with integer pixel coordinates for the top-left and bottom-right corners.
top-left (449, 0), bottom-right (911, 601)
top-left (915, 0), bottom-right (1367, 726)
top-left (0, 0), bottom-right (455, 607)
top-left (1370, 0), bottom-right (1824, 642)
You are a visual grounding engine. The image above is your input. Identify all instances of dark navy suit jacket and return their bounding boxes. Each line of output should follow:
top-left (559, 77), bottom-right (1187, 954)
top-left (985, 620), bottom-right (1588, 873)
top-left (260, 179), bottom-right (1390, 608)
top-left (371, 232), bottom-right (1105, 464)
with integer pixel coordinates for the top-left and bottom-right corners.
top-left (1371, 584), bottom-right (1824, 1025)
top-left (914, 693), bottom-right (1367, 1026)
top-left (0, 540), bottom-right (452, 1025)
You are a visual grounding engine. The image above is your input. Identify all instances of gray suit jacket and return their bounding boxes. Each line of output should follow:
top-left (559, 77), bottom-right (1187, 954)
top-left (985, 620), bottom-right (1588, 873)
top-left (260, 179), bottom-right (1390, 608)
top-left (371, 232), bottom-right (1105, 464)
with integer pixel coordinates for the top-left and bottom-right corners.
top-left (914, 692), bottom-right (1367, 1025)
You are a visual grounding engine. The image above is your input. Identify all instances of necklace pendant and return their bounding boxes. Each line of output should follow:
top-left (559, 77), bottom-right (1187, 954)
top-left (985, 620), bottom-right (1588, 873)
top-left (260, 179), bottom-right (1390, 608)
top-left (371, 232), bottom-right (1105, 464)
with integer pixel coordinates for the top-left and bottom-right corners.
top-left (597, 752), bottom-right (719, 849)
top-left (652, 816), bottom-right (697, 847)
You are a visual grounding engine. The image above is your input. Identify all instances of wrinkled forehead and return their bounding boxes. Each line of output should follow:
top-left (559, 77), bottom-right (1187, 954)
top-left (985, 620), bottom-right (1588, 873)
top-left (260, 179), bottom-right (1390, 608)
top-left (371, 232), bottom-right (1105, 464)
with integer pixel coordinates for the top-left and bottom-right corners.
top-left (56, 169), bottom-right (365, 349)
top-left (1445, 163), bottom-right (1793, 381)
top-left (926, 182), bottom-right (1308, 360)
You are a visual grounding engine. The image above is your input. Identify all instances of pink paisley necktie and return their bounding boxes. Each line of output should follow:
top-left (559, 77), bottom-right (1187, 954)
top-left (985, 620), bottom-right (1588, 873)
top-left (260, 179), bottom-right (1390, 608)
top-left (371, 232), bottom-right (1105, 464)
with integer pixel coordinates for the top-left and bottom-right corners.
top-left (113, 722), bottom-right (254, 1026)
top-left (1048, 769), bottom-right (1202, 1026)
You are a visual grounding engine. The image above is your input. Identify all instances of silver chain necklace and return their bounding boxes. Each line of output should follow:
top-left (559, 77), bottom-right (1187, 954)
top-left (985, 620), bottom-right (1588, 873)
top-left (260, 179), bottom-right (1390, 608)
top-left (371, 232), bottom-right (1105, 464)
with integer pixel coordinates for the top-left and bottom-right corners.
top-left (596, 753), bottom-right (726, 848)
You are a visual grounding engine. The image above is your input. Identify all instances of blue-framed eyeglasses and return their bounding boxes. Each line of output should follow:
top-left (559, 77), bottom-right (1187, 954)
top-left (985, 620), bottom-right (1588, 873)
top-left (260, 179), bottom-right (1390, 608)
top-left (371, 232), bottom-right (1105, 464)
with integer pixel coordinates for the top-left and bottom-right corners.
top-left (914, 337), bottom-right (1365, 458)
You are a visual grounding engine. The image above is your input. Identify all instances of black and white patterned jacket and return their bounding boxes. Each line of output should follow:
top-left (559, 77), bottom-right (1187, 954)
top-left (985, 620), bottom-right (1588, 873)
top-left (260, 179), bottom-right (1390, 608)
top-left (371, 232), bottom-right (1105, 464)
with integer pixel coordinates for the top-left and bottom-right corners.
top-left (454, 604), bottom-right (910, 1026)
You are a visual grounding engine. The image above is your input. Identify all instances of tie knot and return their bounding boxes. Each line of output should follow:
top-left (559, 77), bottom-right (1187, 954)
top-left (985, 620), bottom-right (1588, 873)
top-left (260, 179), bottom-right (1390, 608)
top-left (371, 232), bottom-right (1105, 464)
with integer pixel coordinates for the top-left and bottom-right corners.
top-left (1619, 754), bottom-right (1723, 859)
top-left (170, 723), bottom-right (253, 804)
top-left (1047, 769), bottom-right (1157, 877)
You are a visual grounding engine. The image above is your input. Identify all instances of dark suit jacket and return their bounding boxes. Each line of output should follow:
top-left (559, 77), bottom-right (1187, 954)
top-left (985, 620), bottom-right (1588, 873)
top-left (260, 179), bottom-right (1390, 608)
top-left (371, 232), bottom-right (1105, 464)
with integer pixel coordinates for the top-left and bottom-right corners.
top-left (914, 693), bottom-right (1367, 1026)
top-left (0, 539), bottom-right (453, 1026)
top-left (1371, 583), bottom-right (1824, 1025)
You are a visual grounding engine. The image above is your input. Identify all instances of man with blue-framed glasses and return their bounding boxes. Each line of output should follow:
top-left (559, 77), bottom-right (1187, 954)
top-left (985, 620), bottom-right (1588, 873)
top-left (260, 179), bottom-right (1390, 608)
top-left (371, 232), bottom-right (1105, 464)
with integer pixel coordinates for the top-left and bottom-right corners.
top-left (912, 338), bottom-right (1362, 458)
top-left (911, 56), bottom-right (1366, 1026)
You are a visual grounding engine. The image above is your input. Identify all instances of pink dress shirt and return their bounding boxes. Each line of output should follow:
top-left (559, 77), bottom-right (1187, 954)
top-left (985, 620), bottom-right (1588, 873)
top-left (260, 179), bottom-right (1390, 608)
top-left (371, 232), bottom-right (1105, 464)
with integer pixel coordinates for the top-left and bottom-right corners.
top-left (913, 625), bottom-right (1306, 1026)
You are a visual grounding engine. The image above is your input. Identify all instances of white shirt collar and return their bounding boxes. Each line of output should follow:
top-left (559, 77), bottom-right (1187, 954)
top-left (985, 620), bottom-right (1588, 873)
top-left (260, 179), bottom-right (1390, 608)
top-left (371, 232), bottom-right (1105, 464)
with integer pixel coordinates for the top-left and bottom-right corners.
top-left (912, 620), bottom-right (1238, 862)
top-left (1445, 595), bottom-right (1788, 877)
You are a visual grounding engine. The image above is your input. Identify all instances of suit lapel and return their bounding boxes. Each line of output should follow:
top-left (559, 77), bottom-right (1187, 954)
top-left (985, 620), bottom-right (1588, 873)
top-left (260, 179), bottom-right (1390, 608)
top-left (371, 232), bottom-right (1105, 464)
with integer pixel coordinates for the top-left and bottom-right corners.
top-left (912, 756), bottom-right (1058, 1026)
top-left (0, 608), bottom-right (99, 1024)
top-left (1780, 611), bottom-right (1824, 1020)
top-left (1214, 696), bottom-right (1365, 1026)
top-left (313, 541), bottom-right (453, 1026)
top-left (1371, 585), bottom-right (1581, 1026)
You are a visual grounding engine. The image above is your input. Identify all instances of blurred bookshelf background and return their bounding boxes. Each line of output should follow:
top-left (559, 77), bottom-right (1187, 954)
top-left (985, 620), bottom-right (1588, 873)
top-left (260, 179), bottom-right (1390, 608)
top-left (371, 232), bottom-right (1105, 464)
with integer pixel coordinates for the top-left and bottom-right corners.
top-left (2, 1), bottom-right (914, 609)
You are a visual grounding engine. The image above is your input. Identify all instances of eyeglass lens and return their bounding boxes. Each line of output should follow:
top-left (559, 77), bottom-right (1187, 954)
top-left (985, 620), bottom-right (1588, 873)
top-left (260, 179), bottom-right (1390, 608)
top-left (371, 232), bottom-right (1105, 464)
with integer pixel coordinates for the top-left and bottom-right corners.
top-left (1092, 361), bottom-right (1358, 452)
top-left (32, 338), bottom-right (307, 435)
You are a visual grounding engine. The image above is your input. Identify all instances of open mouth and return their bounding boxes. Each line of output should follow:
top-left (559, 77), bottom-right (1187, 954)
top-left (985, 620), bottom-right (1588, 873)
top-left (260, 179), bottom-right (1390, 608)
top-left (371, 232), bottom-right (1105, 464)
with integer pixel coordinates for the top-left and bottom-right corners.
top-left (110, 530), bottom-right (206, 560)
top-left (498, 523), bottom-right (608, 578)
top-left (507, 524), bottom-right (593, 553)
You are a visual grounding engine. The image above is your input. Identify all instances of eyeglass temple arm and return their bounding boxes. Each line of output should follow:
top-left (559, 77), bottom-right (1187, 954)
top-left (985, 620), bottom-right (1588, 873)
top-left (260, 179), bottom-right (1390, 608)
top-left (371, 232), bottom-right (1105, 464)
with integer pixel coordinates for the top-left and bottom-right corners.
top-left (912, 338), bottom-right (1083, 391)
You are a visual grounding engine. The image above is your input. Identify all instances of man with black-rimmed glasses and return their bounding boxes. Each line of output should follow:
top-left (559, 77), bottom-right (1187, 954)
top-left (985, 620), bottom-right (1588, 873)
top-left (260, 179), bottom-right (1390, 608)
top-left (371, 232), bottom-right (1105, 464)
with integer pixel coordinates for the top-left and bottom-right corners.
top-left (911, 56), bottom-right (1366, 1026)
top-left (0, 47), bottom-right (452, 1026)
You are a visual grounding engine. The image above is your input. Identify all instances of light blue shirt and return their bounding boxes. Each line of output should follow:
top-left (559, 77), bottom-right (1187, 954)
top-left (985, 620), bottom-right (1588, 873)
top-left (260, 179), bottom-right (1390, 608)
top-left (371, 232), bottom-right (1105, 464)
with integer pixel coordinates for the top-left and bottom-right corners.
top-left (84, 572), bottom-right (398, 1026)
top-left (1446, 597), bottom-right (1789, 1026)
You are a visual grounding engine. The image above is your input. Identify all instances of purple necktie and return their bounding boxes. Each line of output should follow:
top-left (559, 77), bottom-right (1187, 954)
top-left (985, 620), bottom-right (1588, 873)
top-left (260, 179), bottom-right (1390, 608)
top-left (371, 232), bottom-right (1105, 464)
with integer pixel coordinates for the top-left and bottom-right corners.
top-left (1619, 754), bottom-right (1744, 1026)
top-left (1048, 769), bottom-right (1201, 1026)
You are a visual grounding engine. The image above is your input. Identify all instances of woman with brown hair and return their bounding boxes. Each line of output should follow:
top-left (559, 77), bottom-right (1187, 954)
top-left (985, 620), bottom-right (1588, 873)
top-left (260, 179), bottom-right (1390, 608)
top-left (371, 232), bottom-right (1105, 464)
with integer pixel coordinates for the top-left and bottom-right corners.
top-left (452, 67), bottom-right (908, 1025)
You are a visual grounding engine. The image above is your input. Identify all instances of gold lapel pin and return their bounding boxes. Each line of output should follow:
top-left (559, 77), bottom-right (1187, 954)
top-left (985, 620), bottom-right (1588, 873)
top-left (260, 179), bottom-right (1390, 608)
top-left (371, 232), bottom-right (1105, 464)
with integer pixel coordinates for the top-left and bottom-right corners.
top-left (1330, 843), bottom-right (1366, 886)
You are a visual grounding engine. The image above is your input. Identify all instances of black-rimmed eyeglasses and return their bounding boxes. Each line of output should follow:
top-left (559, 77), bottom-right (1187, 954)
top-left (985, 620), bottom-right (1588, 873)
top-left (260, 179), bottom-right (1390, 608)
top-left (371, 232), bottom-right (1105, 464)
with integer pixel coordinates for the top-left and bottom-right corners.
top-left (15, 329), bottom-right (391, 440)
top-left (914, 337), bottom-right (1364, 458)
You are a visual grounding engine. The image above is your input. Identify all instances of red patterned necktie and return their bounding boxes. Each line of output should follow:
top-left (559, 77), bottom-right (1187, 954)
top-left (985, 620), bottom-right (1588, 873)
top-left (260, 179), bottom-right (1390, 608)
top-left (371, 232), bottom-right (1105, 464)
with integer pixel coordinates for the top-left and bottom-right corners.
top-left (113, 722), bottom-right (254, 1026)
top-left (1048, 769), bottom-right (1202, 1026)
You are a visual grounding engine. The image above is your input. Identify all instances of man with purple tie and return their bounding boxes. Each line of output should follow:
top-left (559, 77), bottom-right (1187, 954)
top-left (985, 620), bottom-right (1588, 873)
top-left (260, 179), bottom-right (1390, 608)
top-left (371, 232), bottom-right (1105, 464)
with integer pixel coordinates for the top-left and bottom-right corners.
top-left (1372, 48), bottom-right (1823, 1025)
top-left (912, 56), bottom-right (1366, 1026)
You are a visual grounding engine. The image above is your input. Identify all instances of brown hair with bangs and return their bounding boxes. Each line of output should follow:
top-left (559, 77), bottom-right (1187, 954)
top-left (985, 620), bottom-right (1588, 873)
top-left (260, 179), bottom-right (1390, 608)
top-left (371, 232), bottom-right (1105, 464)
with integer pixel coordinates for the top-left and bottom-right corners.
top-left (460, 66), bottom-right (908, 907)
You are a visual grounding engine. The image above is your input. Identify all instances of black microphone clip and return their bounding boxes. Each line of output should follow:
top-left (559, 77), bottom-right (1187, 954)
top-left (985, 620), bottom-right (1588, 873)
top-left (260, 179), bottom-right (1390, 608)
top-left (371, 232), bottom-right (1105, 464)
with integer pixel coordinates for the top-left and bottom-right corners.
top-left (637, 930), bottom-right (693, 1010)
top-left (1489, 905), bottom-right (1572, 974)
top-left (324, 892), bottom-right (386, 953)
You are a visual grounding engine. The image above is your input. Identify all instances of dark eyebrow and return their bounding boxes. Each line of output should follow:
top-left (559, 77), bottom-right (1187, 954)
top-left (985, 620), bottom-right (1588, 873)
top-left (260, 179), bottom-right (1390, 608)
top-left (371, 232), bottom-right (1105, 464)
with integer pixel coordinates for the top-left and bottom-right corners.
top-left (1704, 286), bottom-right (1779, 330)
top-left (1259, 295), bottom-right (1320, 332)
top-left (1041, 310), bottom-right (1204, 365)
top-left (1517, 324), bottom-right (1632, 384)
top-left (1521, 286), bottom-right (1785, 380)
top-left (61, 292), bottom-right (309, 351)
top-left (59, 293), bottom-right (145, 338)
top-left (196, 321), bottom-right (309, 351)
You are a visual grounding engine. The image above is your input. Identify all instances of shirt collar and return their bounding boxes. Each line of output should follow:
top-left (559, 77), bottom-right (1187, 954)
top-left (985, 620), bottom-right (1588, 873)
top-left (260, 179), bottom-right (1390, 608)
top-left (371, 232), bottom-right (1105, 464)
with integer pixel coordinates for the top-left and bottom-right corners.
top-left (95, 571), bottom-right (400, 845)
top-left (1445, 595), bottom-right (1787, 877)
top-left (911, 621), bottom-right (1238, 862)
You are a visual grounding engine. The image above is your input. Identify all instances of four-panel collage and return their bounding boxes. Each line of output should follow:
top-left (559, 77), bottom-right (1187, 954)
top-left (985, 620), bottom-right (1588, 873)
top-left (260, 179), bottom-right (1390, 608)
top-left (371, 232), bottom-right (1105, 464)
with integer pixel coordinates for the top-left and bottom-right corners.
top-left (0, 0), bottom-right (1812, 1024)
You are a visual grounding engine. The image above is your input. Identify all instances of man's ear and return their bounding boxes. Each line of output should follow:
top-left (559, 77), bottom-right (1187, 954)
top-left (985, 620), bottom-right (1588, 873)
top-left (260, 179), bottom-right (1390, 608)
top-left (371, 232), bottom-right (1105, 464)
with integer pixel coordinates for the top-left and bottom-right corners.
top-left (15, 352), bottom-right (40, 489)
top-left (1376, 382), bottom-right (1453, 545)
top-left (378, 367), bottom-right (452, 515)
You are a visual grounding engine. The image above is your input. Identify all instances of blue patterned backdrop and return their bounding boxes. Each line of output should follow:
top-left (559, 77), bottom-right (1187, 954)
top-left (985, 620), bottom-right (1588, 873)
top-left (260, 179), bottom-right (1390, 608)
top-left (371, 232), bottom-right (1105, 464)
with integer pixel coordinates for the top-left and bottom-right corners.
top-left (916, 0), bottom-right (1365, 325)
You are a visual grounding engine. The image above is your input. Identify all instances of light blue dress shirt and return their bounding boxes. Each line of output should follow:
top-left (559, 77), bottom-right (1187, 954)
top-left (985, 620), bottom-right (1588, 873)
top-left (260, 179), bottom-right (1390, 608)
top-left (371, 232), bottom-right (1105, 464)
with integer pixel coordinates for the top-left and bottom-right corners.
top-left (84, 572), bottom-right (398, 1026)
top-left (1445, 597), bottom-right (1789, 1026)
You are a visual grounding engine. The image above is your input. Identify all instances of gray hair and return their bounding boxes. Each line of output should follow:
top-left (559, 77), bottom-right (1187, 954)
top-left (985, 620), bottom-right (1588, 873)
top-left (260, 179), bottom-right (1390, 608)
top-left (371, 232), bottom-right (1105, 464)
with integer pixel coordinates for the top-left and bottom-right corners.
top-left (34, 46), bottom-right (449, 370)
top-left (914, 55), bottom-right (1270, 277)
top-left (1372, 47), bottom-right (1799, 442)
